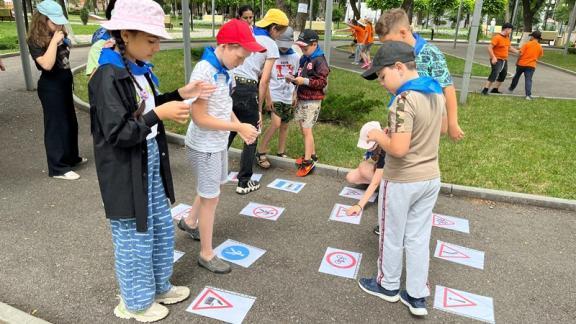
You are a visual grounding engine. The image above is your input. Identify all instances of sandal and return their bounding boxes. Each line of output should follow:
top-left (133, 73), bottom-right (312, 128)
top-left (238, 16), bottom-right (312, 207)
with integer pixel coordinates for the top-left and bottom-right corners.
top-left (256, 152), bottom-right (271, 169)
top-left (276, 152), bottom-right (288, 158)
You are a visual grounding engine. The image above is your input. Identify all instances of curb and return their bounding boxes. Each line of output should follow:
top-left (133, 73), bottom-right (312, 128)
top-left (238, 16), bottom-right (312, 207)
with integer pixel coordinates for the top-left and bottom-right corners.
top-left (71, 64), bottom-right (576, 212)
top-left (0, 302), bottom-right (52, 324)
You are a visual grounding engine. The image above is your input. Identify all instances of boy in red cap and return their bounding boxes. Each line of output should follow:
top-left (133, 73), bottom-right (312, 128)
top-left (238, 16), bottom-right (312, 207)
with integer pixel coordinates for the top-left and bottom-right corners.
top-left (179, 19), bottom-right (262, 274)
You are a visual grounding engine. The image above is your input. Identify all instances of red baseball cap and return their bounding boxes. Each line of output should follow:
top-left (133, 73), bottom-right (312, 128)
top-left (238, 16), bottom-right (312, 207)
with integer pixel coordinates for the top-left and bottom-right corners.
top-left (217, 19), bottom-right (266, 53)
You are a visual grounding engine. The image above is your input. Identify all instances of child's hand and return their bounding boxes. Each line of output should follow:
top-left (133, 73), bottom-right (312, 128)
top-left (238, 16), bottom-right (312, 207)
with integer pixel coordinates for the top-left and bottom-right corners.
top-left (265, 100), bottom-right (274, 112)
top-left (238, 123), bottom-right (258, 145)
top-left (179, 81), bottom-right (217, 101)
top-left (154, 101), bottom-right (190, 124)
top-left (367, 129), bottom-right (383, 142)
top-left (346, 204), bottom-right (362, 216)
top-left (293, 77), bottom-right (306, 86)
top-left (51, 31), bottom-right (65, 45)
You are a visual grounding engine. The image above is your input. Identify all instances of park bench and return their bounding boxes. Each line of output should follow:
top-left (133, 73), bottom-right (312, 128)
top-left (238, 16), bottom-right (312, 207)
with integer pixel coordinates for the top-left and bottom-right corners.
top-left (164, 15), bottom-right (173, 30)
top-left (539, 31), bottom-right (557, 46)
top-left (0, 8), bottom-right (15, 21)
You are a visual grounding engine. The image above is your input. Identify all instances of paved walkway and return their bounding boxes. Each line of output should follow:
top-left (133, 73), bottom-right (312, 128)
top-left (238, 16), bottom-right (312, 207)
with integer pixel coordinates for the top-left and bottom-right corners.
top-left (1, 47), bottom-right (575, 324)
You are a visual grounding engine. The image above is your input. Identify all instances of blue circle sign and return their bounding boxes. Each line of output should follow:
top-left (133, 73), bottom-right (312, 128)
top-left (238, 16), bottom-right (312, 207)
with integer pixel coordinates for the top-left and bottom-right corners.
top-left (222, 245), bottom-right (250, 260)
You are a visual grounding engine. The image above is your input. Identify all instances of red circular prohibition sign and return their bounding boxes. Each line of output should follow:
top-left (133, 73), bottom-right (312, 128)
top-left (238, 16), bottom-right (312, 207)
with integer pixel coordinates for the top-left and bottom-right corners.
top-left (326, 251), bottom-right (357, 269)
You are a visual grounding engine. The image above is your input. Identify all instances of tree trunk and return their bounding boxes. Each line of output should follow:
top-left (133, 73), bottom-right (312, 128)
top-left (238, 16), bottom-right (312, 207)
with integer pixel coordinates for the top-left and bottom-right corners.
top-left (319, 0), bottom-right (326, 18)
top-left (522, 0), bottom-right (546, 32)
top-left (349, 0), bottom-right (361, 20)
top-left (275, 0), bottom-right (289, 14)
top-left (402, 0), bottom-right (414, 24)
top-left (295, 0), bottom-right (309, 31)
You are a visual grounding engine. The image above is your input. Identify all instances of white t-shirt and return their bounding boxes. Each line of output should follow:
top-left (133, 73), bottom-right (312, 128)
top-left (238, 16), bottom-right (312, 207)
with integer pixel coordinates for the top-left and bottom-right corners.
top-left (232, 35), bottom-right (280, 81)
top-left (185, 60), bottom-right (234, 153)
top-left (270, 51), bottom-right (300, 104)
top-left (133, 74), bottom-right (157, 140)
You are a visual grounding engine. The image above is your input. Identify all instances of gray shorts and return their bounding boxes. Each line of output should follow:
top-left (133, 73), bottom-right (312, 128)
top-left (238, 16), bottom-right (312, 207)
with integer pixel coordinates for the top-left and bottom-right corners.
top-left (294, 100), bottom-right (321, 128)
top-left (186, 147), bottom-right (228, 199)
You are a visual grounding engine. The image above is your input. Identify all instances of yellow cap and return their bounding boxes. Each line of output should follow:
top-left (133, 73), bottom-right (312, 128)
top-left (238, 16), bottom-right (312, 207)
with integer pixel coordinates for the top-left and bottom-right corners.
top-left (255, 9), bottom-right (289, 28)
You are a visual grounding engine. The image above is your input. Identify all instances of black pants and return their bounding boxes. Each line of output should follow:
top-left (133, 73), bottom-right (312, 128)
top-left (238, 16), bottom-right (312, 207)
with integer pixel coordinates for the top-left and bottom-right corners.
top-left (37, 70), bottom-right (81, 176)
top-left (228, 82), bottom-right (259, 183)
top-left (509, 65), bottom-right (535, 97)
top-left (487, 59), bottom-right (508, 83)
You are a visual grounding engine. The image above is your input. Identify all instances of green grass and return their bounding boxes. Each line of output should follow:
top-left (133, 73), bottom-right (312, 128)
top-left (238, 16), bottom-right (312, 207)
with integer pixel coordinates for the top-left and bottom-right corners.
top-left (540, 49), bottom-right (576, 72)
top-left (74, 49), bottom-right (576, 199)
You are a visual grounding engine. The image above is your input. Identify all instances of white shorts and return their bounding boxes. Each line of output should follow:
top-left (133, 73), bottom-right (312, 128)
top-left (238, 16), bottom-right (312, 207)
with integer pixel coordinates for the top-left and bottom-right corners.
top-left (186, 147), bottom-right (228, 199)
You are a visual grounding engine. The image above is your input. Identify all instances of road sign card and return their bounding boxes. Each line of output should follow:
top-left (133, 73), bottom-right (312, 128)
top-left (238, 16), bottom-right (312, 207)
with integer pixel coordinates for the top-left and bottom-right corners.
top-left (171, 203), bottom-right (192, 221)
top-left (434, 241), bottom-right (485, 270)
top-left (239, 202), bottom-right (285, 221)
top-left (329, 203), bottom-right (363, 225)
top-left (214, 239), bottom-right (266, 268)
top-left (318, 247), bottom-right (362, 279)
top-left (267, 178), bottom-right (306, 193)
top-left (433, 213), bottom-right (470, 234)
top-left (339, 186), bottom-right (377, 202)
top-left (227, 172), bottom-right (263, 182)
top-left (173, 250), bottom-right (185, 263)
top-left (434, 285), bottom-right (495, 323)
top-left (186, 287), bottom-right (256, 324)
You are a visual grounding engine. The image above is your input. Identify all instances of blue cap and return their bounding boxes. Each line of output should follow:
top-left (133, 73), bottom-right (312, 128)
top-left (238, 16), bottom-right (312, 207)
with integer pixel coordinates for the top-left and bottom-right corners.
top-left (37, 0), bottom-right (68, 25)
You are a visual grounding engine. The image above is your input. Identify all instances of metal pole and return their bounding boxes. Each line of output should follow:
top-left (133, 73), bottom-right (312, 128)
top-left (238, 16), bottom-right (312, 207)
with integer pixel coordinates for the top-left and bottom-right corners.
top-left (211, 0), bottom-right (216, 38)
top-left (324, 0), bottom-right (333, 65)
top-left (459, 0), bottom-right (483, 105)
top-left (182, 0), bottom-right (193, 84)
top-left (564, 1), bottom-right (576, 55)
top-left (453, 0), bottom-right (463, 48)
top-left (511, 0), bottom-right (520, 40)
top-left (308, 0), bottom-right (313, 29)
top-left (13, 0), bottom-right (34, 91)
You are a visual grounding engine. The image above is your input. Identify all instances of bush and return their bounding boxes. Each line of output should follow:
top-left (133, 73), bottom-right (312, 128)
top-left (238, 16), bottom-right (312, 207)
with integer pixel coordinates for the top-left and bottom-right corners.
top-left (80, 7), bottom-right (89, 25)
top-left (163, 4), bottom-right (172, 15)
top-left (190, 47), bottom-right (204, 60)
top-left (318, 91), bottom-right (382, 125)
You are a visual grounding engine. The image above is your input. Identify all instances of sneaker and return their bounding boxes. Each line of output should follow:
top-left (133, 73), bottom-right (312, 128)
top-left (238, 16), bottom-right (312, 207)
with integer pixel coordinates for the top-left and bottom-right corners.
top-left (357, 278), bottom-right (400, 303)
top-left (52, 171), bottom-right (80, 180)
top-left (399, 290), bottom-right (428, 316)
top-left (361, 63), bottom-right (371, 69)
top-left (114, 299), bottom-right (169, 323)
top-left (373, 225), bottom-right (380, 235)
top-left (276, 152), bottom-right (288, 158)
top-left (236, 180), bottom-right (261, 194)
top-left (525, 96), bottom-right (533, 100)
top-left (156, 286), bottom-right (190, 305)
top-left (177, 218), bottom-right (200, 241)
top-left (198, 255), bottom-right (231, 274)
top-left (296, 160), bottom-right (315, 177)
top-left (295, 154), bottom-right (318, 166)
top-left (348, 53), bottom-right (355, 59)
top-left (481, 88), bottom-right (489, 95)
top-left (490, 88), bottom-right (501, 94)
top-left (351, 62), bottom-right (360, 65)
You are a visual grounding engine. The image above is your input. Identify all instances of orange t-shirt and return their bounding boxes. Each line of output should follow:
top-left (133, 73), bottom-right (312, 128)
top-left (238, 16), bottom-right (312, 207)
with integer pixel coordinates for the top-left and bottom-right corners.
top-left (365, 24), bottom-right (374, 44)
top-left (491, 33), bottom-right (511, 60)
top-left (517, 40), bottom-right (544, 68)
top-left (350, 25), bottom-right (367, 45)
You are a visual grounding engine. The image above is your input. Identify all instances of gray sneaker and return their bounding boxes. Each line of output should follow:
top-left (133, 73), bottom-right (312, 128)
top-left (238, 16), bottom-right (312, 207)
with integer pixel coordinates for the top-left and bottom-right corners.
top-left (198, 256), bottom-right (231, 274)
top-left (177, 218), bottom-right (200, 241)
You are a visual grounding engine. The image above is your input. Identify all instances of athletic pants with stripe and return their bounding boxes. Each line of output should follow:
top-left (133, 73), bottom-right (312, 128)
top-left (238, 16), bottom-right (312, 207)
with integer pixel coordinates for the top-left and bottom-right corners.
top-left (377, 178), bottom-right (441, 298)
top-left (110, 139), bottom-right (175, 311)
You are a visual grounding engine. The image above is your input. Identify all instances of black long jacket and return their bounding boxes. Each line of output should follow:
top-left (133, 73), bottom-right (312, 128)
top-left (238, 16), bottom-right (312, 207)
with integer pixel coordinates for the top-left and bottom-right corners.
top-left (89, 64), bottom-right (181, 232)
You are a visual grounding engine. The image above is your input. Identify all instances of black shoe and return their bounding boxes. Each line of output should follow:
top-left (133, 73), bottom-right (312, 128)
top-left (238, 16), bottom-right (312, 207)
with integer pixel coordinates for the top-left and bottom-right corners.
top-left (177, 218), bottom-right (200, 241)
top-left (490, 88), bottom-right (501, 94)
top-left (348, 53), bottom-right (355, 59)
top-left (236, 180), bottom-right (261, 194)
top-left (481, 88), bottom-right (489, 95)
top-left (373, 225), bottom-right (380, 235)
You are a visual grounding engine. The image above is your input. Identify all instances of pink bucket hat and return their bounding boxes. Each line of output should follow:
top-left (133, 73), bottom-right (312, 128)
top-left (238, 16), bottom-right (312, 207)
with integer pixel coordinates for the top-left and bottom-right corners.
top-left (102, 0), bottom-right (171, 39)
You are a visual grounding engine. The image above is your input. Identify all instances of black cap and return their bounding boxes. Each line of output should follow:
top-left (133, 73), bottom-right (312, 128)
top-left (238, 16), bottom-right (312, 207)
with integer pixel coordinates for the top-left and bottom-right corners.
top-left (295, 29), bottom-right (319, 46)
top-left (362, 41), bottom-right (416, 80)
top-left (502, 22), bottom-right (514, 30)
top-left (529, 30), bottom-right (542, 39)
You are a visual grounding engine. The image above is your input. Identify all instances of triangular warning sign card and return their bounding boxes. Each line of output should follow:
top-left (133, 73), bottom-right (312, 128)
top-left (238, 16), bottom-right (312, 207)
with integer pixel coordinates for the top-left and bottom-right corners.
top-left (192, 288), bottom-right (233, 310)
top-left (433, 214), bottom-right (455, 226)
top-left (336, 206), bottom-right (349, 217)
top-left (439, 243), bottom-right (470, 259)
top-left (443, 287), bottom-right (477, 308)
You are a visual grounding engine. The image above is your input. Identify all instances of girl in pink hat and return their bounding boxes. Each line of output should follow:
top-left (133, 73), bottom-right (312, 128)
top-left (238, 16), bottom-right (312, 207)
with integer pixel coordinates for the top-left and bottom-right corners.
top-left (88, 0), bottom-right (216, 321)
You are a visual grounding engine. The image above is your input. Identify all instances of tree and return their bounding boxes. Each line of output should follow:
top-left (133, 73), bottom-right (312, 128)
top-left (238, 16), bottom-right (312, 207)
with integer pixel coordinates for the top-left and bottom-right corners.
top-left (295, 0), bottom-right (308, 31)
top-left (522, 0), bottom-right (546, 31)
top-left (366, 0), bottom-right (402, 11)
top-left (402, 0), bottom-right (415, 23)
top-left (482, 0), bottom-right (508, 18)
top-left (349, 0), bottom-right (361, 19)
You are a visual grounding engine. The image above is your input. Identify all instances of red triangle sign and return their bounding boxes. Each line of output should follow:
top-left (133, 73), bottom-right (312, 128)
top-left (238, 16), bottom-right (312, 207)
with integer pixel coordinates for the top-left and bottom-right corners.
top-left (335, 206), bottom-right (359, 217)
top-left (443, 288), bottom-right (477, 308)
top-left (433, 214), bottom-right (455, 226)
top-left (192, 288), bottom-right (233, 310)
top-left (439, 243), bottom-right (470, 259)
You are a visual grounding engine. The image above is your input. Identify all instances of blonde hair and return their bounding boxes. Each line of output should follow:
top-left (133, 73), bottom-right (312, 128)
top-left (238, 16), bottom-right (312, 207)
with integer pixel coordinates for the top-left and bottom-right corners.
top-left (375, 8), bottom-right (410, 38)
top-left (27, 12), bottom-right (67, 48)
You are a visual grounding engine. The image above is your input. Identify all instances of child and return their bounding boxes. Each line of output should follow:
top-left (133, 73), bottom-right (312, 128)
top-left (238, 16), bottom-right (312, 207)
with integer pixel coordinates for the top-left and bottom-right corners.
top-left (89, 0), bottom-right (216, 321)
top-left (508, 30), bottom-right (544, 100)
top-left (481, 22), bottom-right (519, 95)
top-left (27, 0), bottom-right (85, 180)
top-left (256, 26), bottom-right (299, 168)
top-left (357, 41), bottom-right (447, 317)
top-left (346, 19), bottom-right (366, 65)
top-left (228, 8), bottom-right (289, 194)
top-left (85, 0), bottom-right (116, 76)
top-left (178, 19), bottom-right (262, 274)
top-left (291, 29), bottom-right (330, 177)
top-left (376, 8), bottom-right (463, 141)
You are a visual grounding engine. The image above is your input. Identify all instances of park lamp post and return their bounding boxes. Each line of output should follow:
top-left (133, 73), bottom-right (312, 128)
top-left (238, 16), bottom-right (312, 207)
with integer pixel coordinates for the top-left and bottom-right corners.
top-left (543, 0), bottom-right (556, 30)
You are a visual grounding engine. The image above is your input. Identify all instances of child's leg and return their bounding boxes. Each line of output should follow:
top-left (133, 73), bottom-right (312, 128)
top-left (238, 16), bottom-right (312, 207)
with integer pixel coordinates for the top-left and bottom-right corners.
top-left (197, 196), bottom-right (219, 259)
top-left (183, 195), bottom-right (201, 228)
top-left (258, 108), bottom-right (282, 154)
top-left (404, 178), bottom-right (441, 299)
top-left (278, 122), bottom-right (289, 154)
top-left (377, 181), bottom-right (411, 292)
top-left (302, 127), bottom-right (315, 160)
top-left (346, 160), bottom-right (375, 184)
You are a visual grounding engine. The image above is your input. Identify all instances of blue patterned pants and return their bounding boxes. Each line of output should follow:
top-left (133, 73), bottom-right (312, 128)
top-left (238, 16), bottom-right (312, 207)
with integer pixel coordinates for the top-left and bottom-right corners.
top-left (110, 139), bottom-right (175, 311)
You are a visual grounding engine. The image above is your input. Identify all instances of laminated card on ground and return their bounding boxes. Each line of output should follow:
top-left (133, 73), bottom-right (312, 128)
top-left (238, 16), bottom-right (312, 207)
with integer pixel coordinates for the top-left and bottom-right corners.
top-left (329, 203), bottom-right (363, 225)
top-left (339, 186), bottom-right (377, 202)
top-left (170, 203), bottom-right (192, 221)
top-left (432, 213), bottom-right (470, 234)
top-left (239, 202), bottom-right (285, 221)
top-left (318, 247), bottom-right (362, 279)
top-left (434, 285), bottom-right (495, 324)
top-left (434, 240), bottom-right (485, 270)
top-left (227, 172), bottom-right (263, 182)
top-left (173, 250), bottom-right (185, 263)
top-left (214, 239), bottom-right (266, 268)
top-left (267, 178), bottom-right (306, 193)
top-left (186, 287), bottom-right (256, 324)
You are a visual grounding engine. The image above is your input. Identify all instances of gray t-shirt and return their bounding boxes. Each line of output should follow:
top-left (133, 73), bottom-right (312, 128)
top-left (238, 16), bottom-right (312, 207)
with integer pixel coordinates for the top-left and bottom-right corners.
top-left (232, 35), bottom-right (279, 81)
top-left (185, 60), bottom-right (234, 153)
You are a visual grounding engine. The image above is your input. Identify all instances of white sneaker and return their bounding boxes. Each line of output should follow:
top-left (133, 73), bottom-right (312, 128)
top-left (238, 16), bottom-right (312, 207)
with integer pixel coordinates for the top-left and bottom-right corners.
top-left (52, 171), bottom-right (80, 180)
top-left (77, 157), bottom-right (88, 165)
top-left (114, 299), bottom-right (169, 323)
top-left (156, 286), bottom-right (190, 305)
top-left (525, 96), bottom-right (533, 100)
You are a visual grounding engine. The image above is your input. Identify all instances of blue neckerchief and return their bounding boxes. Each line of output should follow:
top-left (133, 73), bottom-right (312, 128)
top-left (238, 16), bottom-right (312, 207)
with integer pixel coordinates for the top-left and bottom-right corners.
top-left (413, 32), bottom-right (427, 56)
top-left (200, 47), bottom-right (230, 84)
top-left (387, 76), bottom-right (442, 107)
top-left (98, 48), bottom-right (159, 87)
top-left (91, 27), bottom-right (111, 44)
top-left (299, 45), bottom-right (325, 67)
top-left (253, 26), bottom-right (271, 38)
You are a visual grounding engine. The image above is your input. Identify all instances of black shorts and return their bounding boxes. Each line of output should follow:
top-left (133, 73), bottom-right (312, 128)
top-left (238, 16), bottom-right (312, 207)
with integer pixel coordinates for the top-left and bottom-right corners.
top-left (488, 59), bottom-right (508, 82)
